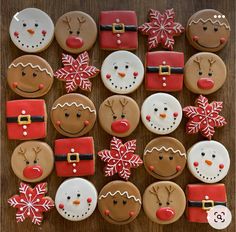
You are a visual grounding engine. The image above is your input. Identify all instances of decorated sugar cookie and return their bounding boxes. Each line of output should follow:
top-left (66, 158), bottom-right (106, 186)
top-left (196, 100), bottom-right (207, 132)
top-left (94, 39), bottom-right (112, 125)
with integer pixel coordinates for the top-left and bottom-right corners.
top-left (51, 93), bottom-right (96, 137)
top-left (141, 93), bottom-right (182, 135)
top-left (55, 11), bottom-right (97, 54)
top-left (54, 52), bottom-right (99, 93)
top-left (183, 95), bottom-right (227, 140)
top-left (8, 182), bottom-right (54, 225)
top-left (98, 137), bottom-right (143, 180)
top-left (55, 178), bottom-right (97, 221)
top-left (101, 51), bottom-right (144, 94)
top-left (187, 140), bottom-right (230, 183)
top-left (7, 55), bottom-right (54, 98)
top-left (143, 181), bottom-right (186, 224)
top-left (186, 9), bottom-right (230, 52)
top-left (98, 181), bottom-right (141, 225)
top-left (139, 8), bottom-right (184, 50)
top-left (9, 8), bottom-right (54, 53)
top-left (184, 53), bottom-right (227, 95)
top-left (144, 137), bottom-right (186, 180)
top-left (98, 95), bottom-right (140, 137)
top-left (11, 141), bottom-right (54, 182)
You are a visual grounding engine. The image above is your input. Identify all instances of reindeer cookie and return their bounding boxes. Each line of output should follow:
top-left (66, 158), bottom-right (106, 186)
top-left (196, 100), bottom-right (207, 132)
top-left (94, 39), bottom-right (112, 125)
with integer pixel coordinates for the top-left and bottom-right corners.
top-left (184, 53), bottom-right (227, 95)
top-left (55, 11), bottom-right (97, 54)
top-left (99, 95), bottom-right (140, 137)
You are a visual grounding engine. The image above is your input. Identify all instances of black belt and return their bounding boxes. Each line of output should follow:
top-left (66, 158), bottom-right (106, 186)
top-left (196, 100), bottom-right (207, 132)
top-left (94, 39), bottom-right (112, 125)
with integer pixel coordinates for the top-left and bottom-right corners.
top-left (100, 24), bottom-right (137, 32)
top-left (55, 153), bottom-right (93, 163)
top-left (6, 115), bottom-right (44, 124)
top-left (146, 66), bottom-right (184, 75)
top-left (188, 200), bottom-right (226, 210)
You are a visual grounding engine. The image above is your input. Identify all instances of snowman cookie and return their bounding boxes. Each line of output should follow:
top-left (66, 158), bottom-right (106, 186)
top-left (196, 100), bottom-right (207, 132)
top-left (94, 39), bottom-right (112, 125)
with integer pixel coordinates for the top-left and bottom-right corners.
top-left (144, 137), bottom-right (186, 180)
top-left (9, 8), bottom-right (54, 53)
top-left (11, 141), bottom-right (54, 182)
top-left (7, 55), bottom-right (54, 98)
top-left (101, 51), bottom-right (144, 94)
top-left (98, 181), bottom-right (141, 225)
top-left (141, 93), bottom-right (182, 135)
top-left (187, 140), bottom-right (230, 183)
top-left (55, 178), bottom-right (97, 221)
top-left (98, 95), bottom-right (140, 137)
top-left (51, 93), bottom-right (96, 137)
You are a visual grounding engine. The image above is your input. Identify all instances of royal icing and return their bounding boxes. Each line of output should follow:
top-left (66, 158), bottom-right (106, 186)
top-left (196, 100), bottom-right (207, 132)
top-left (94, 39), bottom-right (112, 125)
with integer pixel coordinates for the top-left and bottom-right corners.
top-left (189, 18), bottom-right (230, 30)
top-left (145, 146), bottom-right (186, 157)
top-left (52, 102), bottom-right (96, 113)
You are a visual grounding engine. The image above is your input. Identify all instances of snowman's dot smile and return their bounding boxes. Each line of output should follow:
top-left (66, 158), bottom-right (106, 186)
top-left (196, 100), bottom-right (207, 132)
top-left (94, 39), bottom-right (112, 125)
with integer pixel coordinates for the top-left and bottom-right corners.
top-left (148, 117), bottom-right (177, 131)
top-left (195, 166), bottom-right (222, 180)
top-left (60, 205), bottom-right (91, 219)
top-left (108, 75), bottom-right (137, 90)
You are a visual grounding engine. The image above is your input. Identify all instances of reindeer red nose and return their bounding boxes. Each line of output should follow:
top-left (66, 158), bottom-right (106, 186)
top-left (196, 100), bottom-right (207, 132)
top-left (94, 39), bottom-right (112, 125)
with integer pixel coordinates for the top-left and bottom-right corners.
top-left (156, 207), bottom-right (175, 221)
top-left (111, 119), bottom-right (130, 133)
top-left (66, 35), bottom-right (84, 48)
top-left (23, 165), bottom-right (43, 179)
top-left (197, 78), bottom-right (214, 90)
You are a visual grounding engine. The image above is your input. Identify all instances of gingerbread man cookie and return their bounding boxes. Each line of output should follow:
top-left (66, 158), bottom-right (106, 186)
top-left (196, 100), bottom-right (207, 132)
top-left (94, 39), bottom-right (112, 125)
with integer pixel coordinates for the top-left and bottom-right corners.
top-left (9, 8), bottom-right (54, 53)
top-left (143, 181), bottom-right (186, 224)
top-left (144, 137), bottom-right (186, 180)
top-left (99, 95), bottom-right (140, 137)
top-left (7, 55), bottom-right (54, 98)
top-left (184, 53), bottom-right (227, 95)
top-left (101, 51), bottom-right (144, 94)
top-left (51, 93), bottom-right (96, 137)
top-left (98, 181), bottom-right (141, 225)
top-left (55, 11), bottom-right (97, 54)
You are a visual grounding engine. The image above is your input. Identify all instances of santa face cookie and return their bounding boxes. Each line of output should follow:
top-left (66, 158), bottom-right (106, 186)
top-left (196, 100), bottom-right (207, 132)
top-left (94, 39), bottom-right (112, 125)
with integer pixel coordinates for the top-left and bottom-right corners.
top-left (186, 9), bottom-right (230, 52)
top-left (55, 11), bottom-right (97, 54)
top-left (99, 95), bottom-right (140, 137)
top-left (101, 51), bottom-right (144, 94)
top-left (55, 178), bottom-right (97, 221)
top-left (187, 140), bottom-right (230, 183)
top-left (184, 53), bottom-right (227, 95)
top-left (144, 137), bottom-right (186, 180)
top-left (141, 93), bottom-right (182, 135)
top-left (51, 94), bottom-right (96, 137)
top-left (98, 181), bottom-right (141, 225)
top-left (143, 181), bottom-right (186, 224)
top-left (7, 55), bottom-right (54, 98)
top-left (9, 8), bottom-right (54, 53)
top-left (11, 141), bottom-right (54, 183)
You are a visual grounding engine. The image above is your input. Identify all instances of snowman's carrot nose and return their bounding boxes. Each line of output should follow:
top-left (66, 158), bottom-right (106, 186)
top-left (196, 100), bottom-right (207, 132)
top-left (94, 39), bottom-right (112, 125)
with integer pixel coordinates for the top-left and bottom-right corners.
top-left (27, 29), bottom-right (35, 35)
top-left (205, 160), bottom-right (213, 166)
top-left (73, 199), bottom-right (80, 205)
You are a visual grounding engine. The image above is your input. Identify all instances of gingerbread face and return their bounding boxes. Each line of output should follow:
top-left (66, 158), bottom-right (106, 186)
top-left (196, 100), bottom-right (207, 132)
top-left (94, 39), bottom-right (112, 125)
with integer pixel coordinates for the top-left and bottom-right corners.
top-left (11, 141), bottom-right (54, 182)
top-left (55, 11), bottom-right (97, 54)
top-left (144, 137), bottom-right (186, 180)
top-left (7, 55), bottom-right (54, 98)
top-left (99, 95), bottom-right (140, 137)
top-left (184, 53), bottom-right (227, 95)
top-left (101, 51), bottom-right (144, 94)
top-left (98, 181), bottom-right (141, 225)
top-left (187, 9), bottom-right (230, 52)
top-left (51, 94), bottom-right (96, 137)
top-left (143, 181), bottom-right (186, 224)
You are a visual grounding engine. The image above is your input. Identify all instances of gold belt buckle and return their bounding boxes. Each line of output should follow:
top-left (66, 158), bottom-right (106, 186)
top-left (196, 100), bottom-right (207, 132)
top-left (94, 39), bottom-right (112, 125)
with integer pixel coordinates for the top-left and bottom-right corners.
top-left (159, 65), bottom-right (171, 75)
top-left (112, 23), bottom-right (125, 33)
top-left (67, 153), bottom-right (80, 163)
top-left (202, 200), bottom-right (214, 210)
top-left (17, 115), bottom-right (31, 125)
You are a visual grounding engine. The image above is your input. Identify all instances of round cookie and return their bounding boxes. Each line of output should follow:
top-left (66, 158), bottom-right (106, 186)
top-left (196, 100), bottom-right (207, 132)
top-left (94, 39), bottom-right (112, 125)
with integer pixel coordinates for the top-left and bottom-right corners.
top-left (98, 181), bottom-right (141, 225)
top-left (101, 51), bottom-right (144, 94)
top-left (141, 93), bottom-right (182, 135)
top-left (143, 181), bottom-right (186, 224)
top-left (11, 141), bottom-right (54, 182)
top-left (55, 178), bottom-right (97, 221)
top-left (99, 95), bottom-right (140, 137)
top-left (55, 11), bottom-right (97, 54)
top-left (7, 55), bottom-right (54, 98)
top-left (144, 137), bottom-right (186, 180)
top-left (184, 53), bottom-right (227, 95)
top-left (9, 8), bottom-right (54, 53)
top-left (187, 140), bottom-right (230, 183)
top-left (186, 9), bottom-right (230, 52)
top-left (51, 93), bottom-right (96, 137)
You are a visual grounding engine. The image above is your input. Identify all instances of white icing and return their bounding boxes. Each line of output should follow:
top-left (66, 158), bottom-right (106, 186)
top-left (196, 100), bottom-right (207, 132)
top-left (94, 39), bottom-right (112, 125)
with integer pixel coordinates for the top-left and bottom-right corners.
top-left (101, 51), bottom-right (144, 94)
top-left (189, 18), bottom-right (230, 30)
top-left (141, 93), bottom-right (182, 135)
top-left (52, 102), bottom-right (96, 113)
top-left (145, 146), bottom-right (186, 158)
top-left (55, 178), bottom-right (97, 221)
top-left (187, 140), bottom-right (230, 183)
top-left (99, 191), bottom-right (141, 204)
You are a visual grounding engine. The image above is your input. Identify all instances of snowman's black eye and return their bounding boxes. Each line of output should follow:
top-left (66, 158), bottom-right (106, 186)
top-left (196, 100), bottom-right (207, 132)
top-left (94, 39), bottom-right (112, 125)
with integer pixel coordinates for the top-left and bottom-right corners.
top-left (201, 152), bottom-right (205, 156)
top-left (125, 65), bottom-right (129, 69)
top-left (35, 23), bottom-right (38, 27)
top-left (164, 107), bottom-right (168, 111)
top-left (23, 23), bottom-right (27, 27)
top-left (114, 66), bottom-right (118, 70)
top-left (154, 108), bottom-right (158, 112)
top-left (212, 154), bottom-right (216, 158)
top-left (67, 196), bottom-right (71, 200)
top-left (77, 194), bottom-right (81, 197)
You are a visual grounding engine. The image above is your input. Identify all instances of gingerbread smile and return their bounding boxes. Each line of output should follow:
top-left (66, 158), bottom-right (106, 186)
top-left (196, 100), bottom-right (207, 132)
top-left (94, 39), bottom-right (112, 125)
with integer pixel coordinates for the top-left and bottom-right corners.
top-left (59, 124), bottom-right (86, 135)
top-left (195, 40), bottom-right (222, 49)
top-left (108, 214), bottom-right (132, 223)
top-left (16, 86), bottom-right (41, 93)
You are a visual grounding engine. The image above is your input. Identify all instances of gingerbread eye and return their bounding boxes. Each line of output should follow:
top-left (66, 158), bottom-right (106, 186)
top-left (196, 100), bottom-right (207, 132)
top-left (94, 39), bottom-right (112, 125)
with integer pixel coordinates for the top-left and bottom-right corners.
top-left (77, 31), bottom-right (80, 35)
top-left (69, 30), bottom-right (73, 34)
top-left (65, 112), bottom-right (70, 117)
top-left (113, 200), bottom-right (118, 205)
top-left (114, 66), bottom-right (118, 70)
top-left (169, 156), bottom-right (173, 160)
top-left (121, 114), bottom-right (125, 118)
top-left (201, 152), bottom-right (205, 156)
top-left (22, 71), bottom-right (26, 76)
top-left (35, 23), bottom-right (39, 27)
top-left (208, 73), bottom-right (212, 76)
top-left (159, 156), bottom-right (163, 160)
top-left (154, 108), bottom-right (158, 112)
top-left (214, 27), bottom-right (218, 32)
top-left (23, 23), bottom-right (27, 27)
top-left (33, 73), bottom-right (37, 77)
top-left (199, 71), bottom-right (203, 75)
top-left (77, 112), bottom-right (81, 118)
top-left (203, 26), bottom-right (207, 31)
top-left (123, 200), bottom-right (127, 205)
top-left (212, 154), bottom-right (216, 158)
top-left (67, 196), bottom-right (71, 200)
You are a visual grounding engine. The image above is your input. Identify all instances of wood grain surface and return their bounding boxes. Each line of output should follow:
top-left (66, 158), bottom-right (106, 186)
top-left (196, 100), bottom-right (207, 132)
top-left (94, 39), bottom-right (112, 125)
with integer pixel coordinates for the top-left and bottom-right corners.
top-left (1, 0), bottom-right (235, 231)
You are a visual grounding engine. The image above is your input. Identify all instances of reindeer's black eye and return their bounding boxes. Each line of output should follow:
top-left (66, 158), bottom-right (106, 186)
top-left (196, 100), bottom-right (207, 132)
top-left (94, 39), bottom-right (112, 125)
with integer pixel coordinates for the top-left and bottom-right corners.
top-left (121, 114), bottom-right (125, 118)
top-left (159, 202), bottom-right (162, 206)
top-left (77, 31), bottom-right (80, 35)
top-left (33, 160), bottom-right (37, 164)
top-left (166, 202), bottom-right (170, 205)
top-left (69, 30), bottom-right (73, 34)
top-left (208, 73), bottom-right (212, 76)
top-left (199, 71), bottom-right (203, 75)
top-left (113, 115), bottom-right (117, 119)
top-left (26, 161), bottom-right (30, 165)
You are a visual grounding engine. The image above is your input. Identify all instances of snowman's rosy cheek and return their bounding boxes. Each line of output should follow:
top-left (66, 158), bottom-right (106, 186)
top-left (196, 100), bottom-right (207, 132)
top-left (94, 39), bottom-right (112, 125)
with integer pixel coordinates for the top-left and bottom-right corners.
top-left (59, 203), bottom-right (64, 209)
top-left (173, 112), bottom-right (178, 117)
top-left (219, 164), bottom-right (224, 169)
top-left (146, 115), bottom-right (151, 121)
top-left (14, 31), bottom-right (19, 37)
top-left (106, 74), bottom-right (111, 79)
top-left (193, 161), bottom-right (199, 167)
top-left (42, 30), bottom-right (47, 36)
top-left (87, 197), bottom-right (92, 203)
top-left (133, 72), bottom-right (138, 77)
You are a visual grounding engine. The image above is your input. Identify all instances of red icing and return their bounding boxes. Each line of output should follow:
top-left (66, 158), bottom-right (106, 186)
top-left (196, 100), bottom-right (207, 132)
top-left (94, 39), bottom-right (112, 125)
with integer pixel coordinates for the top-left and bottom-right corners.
top-left (146, 115), bottom-right (151, 121)
top-left (133, 72), bottom-right (138, 76)
top-left (39, 84), bottom-right (44, 89)
top-left (193, 162), bottom-right (199, 167)
top-left (173, 112), bottom-right (179, 117)
top-left (220, 37), bottom-right (226, 44)
top-left (12, 82), bottom-right (18, 88)
top-left (84, 120), bottom-right (90, 126)
top-left (66, 35), bottom-right (84, 48)
top-left (129, 211), bottom-right (135, 217)
top-left (156, 207), bottom-right (175, 221)
top-left (149, 165), bottom-right (155, 171)
top-left (14, 31), bottom-right (19, 37)
top-left (197, 78), bottom-right (214, 89)
top-left (104, 209), bottom-right (110, 215)
top-left (106, 74), bottom-right (111, 79)
top-left (219, 164), bottom-right (224, 169)
top-left (23, 165), bottom-right (43, 179)
top-left (176, 165), bottom-right (181, 171)
top-left (56, 120), bottom-right (61, 126)
top-left (59, 203), bottom-right (64, 209)
top-left (111, 119), bottom-right (130, 133)
top-left (87, 197), bottom-right (92, 203)
top-left (193, 35), bottom-right (199, 41)
top-left (42, 30), bottom-right (47, 36)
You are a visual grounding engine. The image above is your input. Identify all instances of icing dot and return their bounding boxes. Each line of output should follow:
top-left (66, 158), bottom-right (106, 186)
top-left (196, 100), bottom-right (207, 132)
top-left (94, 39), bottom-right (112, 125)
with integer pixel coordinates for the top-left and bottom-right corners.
top-left (20, 199), bottom-right (24, 202)
top-left (218, 15), bottom-right (221, 18)
top-left (20, 207), bottom-right (23, 211)
top-left (118, 163), bottom-right (121, 166)
top-left (133, 72), bottom-right (138, 76)
top-left (116, 18), bottom-right (120, 23)
top-left (117, 34), bottom-right (120, 37)
top-left (106, 74), bottom-right (111, 79)
top-left (81, 74), bottom-right (83, 76)
top-left (21, 110), bottom-right (26, 115)
top-left (209, 119), bottom-right (212, 122)
top-left (154, 22), bottom-right (158, 26)
top-left (71, 148), bottom-right (75, 152)
top-left (162, 83), bottom-right (167, 87)
top-left (27, 212), bottom-right (30, 216)
top-left (23, 131), bottom-right (27, 136)
top-left (73, 169), bottom-right (77, 173)
top-left (80, 68), bottom-right (83, 71)
top-left (214, 15), bottom-right (217, 18)
top-left (117, 40), bottom-right (121, 44)
top-left (87, 198), bottom-right (92, 203)
top-left (205, 195), bottom-right (209, 200)
top-left (199, 116), bottom-right (202, 119)
top-left (162, 77), bottom-right (166, 81)
top-left (219, 164), bottom-right (224, 169)
top-left (203, 121), bottom-right (207, 124)
top-left (115, 154), bottom-right (119, 157)
top-left (70, 68), bottom-right (73, 71)
top-left (73, 163), bottom-right (76, 167)
top-left (36, 199), bottom-right (40, 202)
top-left (222, 15), bottom-right (225, 18)
top-left (29, 194), bottom-right (32, 197)
top-left (35, 209), bottom-right (39, 212)
top-left (162, 61), bottom-right (166, 65)
top-left (161, 35), bottom-right (164, 38)
top-left (124, 155), bottom-right (127, 158)
top-left (193, 162), bottom-right (199, 167)
top-left (23, 125), bottom-right (27, 129)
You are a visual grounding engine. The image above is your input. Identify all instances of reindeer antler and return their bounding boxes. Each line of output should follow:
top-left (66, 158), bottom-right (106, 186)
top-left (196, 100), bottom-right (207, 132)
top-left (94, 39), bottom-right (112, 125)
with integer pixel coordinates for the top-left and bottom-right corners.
top-left (193, 56), bottom-right (202, 70)
top-left (33, 146), bottom-right (41, 160)
top-left (208, 57), bottom-right (216, 70)
top-left (18, 147), bottom-right (28, 161)
top-left (149, 186), bottom-right (161, 203)
top-left (77, 16), bottom-right (86, 28)
top-left (105, 100), bottom-right (115, 114)
top-left (165, 185), bottom-right (175, 203)
top-left (119, 98), bottom-right (129, 114)
top-left (62, 16), bottom-right (72, 30)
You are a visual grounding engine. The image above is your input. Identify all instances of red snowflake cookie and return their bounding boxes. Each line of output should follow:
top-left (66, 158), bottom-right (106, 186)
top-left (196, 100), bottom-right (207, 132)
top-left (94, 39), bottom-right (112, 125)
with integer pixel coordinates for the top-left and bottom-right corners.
top-left (54, 51), bottom-right (99, 93)
top-left (8, 182), bottom-right (54, 225)
top-left (98, 137), bottom-right (143, 180)
top-left (138, 8), bottom-right (184, 50)
top-left (183, 95), bottom-right (227, 140)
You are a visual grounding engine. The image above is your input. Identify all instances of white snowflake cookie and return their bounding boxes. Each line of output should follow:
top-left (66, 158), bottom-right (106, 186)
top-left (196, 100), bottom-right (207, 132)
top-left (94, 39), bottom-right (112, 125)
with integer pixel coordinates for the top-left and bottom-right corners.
top-left (141, 93), bottom-right (182, 134)
top-left (101, 51), bottom-right (144, 94)
top-left (187, 140), bottom-right (230, 183)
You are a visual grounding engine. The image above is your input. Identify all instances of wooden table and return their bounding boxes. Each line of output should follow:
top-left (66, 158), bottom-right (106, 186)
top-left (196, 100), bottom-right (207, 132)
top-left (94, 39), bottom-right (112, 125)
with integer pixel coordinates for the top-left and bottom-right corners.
top-left (1, 0), bottom-right (235, 231)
